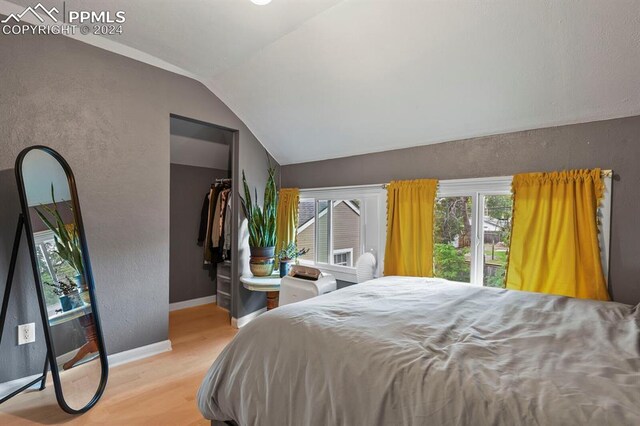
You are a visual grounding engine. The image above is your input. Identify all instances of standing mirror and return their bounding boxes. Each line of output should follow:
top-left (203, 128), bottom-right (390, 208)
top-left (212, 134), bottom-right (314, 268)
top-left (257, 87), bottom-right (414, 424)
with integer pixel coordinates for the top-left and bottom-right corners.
top-left (15, 146), bottom-right (108, 414)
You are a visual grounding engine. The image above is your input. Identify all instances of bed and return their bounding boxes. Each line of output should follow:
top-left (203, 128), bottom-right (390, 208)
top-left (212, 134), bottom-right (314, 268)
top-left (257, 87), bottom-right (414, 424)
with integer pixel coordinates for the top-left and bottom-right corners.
top-left (197, 276), bottom-right (640, 425)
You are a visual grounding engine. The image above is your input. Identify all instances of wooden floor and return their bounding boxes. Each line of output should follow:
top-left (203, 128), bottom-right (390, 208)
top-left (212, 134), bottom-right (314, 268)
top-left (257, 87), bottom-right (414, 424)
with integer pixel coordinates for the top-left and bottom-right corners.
top-left (0, 304), bottom-right (237, 425)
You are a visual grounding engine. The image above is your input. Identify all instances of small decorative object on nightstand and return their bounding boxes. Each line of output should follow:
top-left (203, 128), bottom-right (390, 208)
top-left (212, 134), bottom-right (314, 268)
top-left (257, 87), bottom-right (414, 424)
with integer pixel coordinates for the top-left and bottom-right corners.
top-left (276, 243), bottom-right (309, 278)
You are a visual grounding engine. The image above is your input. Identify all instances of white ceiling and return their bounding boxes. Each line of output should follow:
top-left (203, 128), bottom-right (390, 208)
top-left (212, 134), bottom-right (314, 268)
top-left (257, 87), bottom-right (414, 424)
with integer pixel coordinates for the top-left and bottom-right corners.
top-left (4, 0), bottom-right (640, 164)
top-left (22, 149), bottom-right (71, 206)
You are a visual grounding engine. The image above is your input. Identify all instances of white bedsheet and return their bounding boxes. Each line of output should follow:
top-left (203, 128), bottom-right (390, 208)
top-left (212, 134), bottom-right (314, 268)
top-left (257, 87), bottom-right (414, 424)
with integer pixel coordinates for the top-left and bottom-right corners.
top-left (198, 276), bottom-right (640, 425)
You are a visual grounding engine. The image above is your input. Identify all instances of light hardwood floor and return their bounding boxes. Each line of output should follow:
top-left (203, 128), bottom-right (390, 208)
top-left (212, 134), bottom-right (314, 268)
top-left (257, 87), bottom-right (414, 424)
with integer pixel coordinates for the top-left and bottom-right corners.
top-left (0, 304), bottom-right (237, 425)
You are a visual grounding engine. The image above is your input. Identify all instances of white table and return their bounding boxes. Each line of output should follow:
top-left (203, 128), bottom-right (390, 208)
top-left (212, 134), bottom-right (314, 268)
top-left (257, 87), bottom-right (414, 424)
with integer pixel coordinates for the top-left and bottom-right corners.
top-left (240, 274), bottom-right (282, 310)
top-left (48, 304), bottom-right (92, 326)
top-left (48, 304), bottom-right (97, 370)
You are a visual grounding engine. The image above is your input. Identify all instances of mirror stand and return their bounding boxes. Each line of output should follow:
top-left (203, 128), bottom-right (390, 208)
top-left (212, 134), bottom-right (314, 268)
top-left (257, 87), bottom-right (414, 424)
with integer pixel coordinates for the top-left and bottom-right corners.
top-left (8, 145), bottom-right (109, 414)
top-left (0, 214), bottom-right (49, 404)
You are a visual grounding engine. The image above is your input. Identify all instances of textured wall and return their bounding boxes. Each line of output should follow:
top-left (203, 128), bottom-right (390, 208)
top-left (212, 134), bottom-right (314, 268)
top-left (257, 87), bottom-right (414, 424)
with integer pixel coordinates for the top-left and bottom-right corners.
top-left (170, 164), bottom-right (228, 304)
top-left (282, 116), bottom-right (640, 306)
top-left (0, 32), bottom-right (276, 383)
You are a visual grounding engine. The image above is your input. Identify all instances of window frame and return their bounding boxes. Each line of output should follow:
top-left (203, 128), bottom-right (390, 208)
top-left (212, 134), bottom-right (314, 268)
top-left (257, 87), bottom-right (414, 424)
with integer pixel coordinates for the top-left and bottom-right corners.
top-left (437, 174), bottom-right (612, 286)
top-left (298, 173), bottom-right (612, 286)
top-left (436, 176), bottom-right (512, 286)
top-left (298, 185), bottom-right (386, 282)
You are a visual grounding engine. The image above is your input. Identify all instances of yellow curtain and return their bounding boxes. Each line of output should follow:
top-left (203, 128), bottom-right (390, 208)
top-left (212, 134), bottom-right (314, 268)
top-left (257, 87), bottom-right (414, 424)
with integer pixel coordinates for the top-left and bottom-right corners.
top-left (384, 179), bottom-right (438, 277)
top-left (275, 188), bottom-right (300, 258)
top-left (506, 169), bottom-right (609, 301)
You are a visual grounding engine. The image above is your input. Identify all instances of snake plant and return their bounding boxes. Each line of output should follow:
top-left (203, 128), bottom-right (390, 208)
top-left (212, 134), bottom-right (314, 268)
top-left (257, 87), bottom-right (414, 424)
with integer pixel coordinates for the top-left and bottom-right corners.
top-left (240, 166), bottom-right (278, 248)
top-left (34, 184), bottom-right (84, 277)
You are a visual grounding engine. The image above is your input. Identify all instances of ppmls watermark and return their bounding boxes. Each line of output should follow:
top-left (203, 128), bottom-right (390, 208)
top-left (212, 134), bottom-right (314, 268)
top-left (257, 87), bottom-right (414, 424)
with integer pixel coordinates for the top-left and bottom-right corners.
top-left (2, 2), bottom-right (126, 36)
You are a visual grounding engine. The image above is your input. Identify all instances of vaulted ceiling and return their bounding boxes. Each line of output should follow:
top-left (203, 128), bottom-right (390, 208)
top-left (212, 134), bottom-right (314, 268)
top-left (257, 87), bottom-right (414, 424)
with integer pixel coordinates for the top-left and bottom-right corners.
top-left (4, 0), bottom-right (640, 164)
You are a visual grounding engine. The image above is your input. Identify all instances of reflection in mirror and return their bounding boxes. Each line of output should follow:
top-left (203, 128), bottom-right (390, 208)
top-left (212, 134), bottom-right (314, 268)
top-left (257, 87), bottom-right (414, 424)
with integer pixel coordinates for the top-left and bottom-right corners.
top-left (19, 148), bottom-right (107, 412)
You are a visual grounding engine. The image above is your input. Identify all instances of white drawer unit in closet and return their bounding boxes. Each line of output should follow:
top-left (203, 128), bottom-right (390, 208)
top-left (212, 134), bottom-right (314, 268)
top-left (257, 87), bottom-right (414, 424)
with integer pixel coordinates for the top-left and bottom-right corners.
top-left (217, 292), bottom-right (231, 312)
top-left (217, 275), bottom-right (231, 296)
top-left (216, 260), bottom-right (232, 312)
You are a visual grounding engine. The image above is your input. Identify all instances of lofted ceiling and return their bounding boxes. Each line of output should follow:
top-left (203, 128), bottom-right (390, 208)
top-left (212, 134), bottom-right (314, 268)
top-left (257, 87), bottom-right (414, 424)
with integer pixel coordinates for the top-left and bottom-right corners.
top-left (4, 0), bottom-right (640, 164)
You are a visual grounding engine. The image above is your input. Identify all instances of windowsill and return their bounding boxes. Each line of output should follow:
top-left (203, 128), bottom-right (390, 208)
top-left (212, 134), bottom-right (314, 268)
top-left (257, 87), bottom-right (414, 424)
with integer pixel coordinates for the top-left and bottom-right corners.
top-left (298, 261), bottom-right (358, 283)
top-left (445, 279), bottom-right (482, 287)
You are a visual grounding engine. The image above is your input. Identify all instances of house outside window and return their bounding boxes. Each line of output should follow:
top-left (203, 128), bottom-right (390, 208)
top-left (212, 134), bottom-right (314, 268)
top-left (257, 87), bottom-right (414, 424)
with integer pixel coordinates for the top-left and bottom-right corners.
top-left (297, 199), bottom-right (361, 268)
top-left (296, 186), bottom-right (386, 282)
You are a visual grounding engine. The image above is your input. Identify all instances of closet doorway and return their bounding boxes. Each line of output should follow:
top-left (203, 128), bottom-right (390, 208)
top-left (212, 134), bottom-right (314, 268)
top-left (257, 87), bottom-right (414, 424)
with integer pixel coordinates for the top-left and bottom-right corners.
top-left (169, 115), bottom-right (236, 315)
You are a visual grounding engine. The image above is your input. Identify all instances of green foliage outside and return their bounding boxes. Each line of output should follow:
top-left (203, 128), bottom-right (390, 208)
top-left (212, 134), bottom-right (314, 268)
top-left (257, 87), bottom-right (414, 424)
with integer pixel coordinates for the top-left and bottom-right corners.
top-left (434, 243), bottom-right (470, 282)
top-left (485, 267), bottom-right (506, 288)
top-left (433, 195), bottom-right (512, 287)
top-left (434, 197), bottom-right (471, 246)
top-left (485, 195), bottom-right (512, 246)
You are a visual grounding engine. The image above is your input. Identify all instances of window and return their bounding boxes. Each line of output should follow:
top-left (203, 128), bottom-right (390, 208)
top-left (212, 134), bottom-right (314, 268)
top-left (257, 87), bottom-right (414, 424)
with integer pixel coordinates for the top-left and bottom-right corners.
top-left (482, 195), bottom-right (512, 287)
top-left (433, 174), bottom-right (611, 288)
top-left (296, 173), bottom-right (611, 286)
top-left (333, 249), bottom-right (353, 267)
top-left (297, 186), bottom-right (386, 281)
top-left (434, 196), bottom-right (472, 283)
top-left (297, 199), bottom-right (361, 267)
top-left (433, 177), bottom-right (513, 287)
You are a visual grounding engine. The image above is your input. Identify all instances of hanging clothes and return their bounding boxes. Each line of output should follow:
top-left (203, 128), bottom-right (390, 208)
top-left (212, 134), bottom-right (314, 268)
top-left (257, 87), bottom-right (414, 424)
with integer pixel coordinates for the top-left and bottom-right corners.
top-left (211, 189), bottom-right (225, 249)
top-left (203, 184), bottom-right (221, 263)
top-left (197, 192), bottom-right (210, 245)
top-left (201, 180), bottom-right (232, 264)
top-left (223, 191), bottom-right (232, 257)
top-left (213, 189), bottom-right (231, 263)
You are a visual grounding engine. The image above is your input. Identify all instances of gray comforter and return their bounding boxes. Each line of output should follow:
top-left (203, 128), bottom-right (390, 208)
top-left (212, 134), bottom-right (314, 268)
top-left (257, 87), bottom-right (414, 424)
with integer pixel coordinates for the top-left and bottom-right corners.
top-left (198, 277), bottom-right (640, 426)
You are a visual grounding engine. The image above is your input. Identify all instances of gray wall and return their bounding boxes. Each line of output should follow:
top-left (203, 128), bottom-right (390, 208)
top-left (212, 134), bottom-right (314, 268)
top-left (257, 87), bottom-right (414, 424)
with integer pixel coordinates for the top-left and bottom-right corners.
top-left (0, 32), bottom-right (276, 383)
top-left (170, 164), bottom-right (228, 304)
top-left (282, 115), bottom-right (640, 306)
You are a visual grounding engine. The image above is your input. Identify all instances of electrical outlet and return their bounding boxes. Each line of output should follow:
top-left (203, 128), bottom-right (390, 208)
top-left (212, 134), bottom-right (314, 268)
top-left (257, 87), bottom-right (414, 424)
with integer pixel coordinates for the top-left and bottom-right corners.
top-left (18, 323), bottom-right (35, 345)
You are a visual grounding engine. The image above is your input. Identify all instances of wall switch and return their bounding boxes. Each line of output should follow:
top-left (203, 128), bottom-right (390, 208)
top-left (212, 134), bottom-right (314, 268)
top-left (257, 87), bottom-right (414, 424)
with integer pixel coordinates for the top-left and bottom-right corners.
top-left (18, 323), bottom-right (36, 345)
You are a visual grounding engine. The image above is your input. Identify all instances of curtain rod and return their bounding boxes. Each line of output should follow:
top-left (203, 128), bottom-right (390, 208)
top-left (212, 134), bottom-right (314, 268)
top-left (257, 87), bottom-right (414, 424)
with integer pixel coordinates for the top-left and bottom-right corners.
top-left (380, 170), bottom-right (613, 189)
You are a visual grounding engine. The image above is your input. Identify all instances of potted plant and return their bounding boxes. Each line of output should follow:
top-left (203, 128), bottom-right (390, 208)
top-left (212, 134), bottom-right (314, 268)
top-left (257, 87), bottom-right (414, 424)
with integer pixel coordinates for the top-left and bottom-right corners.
top-left (277, 243), bottom-right (309, 277)
top-left (46, 278), bottom-right (82, 312)
top-left (240, 166), bottom-right (278, 276)
top-left (34, 185), bottom-right (88, 303)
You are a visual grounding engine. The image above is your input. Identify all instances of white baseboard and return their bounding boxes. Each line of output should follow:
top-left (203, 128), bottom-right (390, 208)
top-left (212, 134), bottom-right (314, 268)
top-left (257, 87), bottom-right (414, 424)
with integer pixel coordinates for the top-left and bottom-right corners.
top-left (108, 339), bottom-right (172, 368)
top-left (169, 295), bottom-right (216, 312)
top-left (231, 307), bottom-right (267, 329)
top-left (0, 339), bottom-right (173, 397)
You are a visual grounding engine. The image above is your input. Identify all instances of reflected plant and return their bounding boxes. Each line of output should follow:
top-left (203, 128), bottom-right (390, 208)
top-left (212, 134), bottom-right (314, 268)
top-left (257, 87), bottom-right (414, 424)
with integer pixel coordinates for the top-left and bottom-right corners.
top-left (46, 277), bottom-right (78, 297)
top-left (34, 184), bottom-right (84, 277)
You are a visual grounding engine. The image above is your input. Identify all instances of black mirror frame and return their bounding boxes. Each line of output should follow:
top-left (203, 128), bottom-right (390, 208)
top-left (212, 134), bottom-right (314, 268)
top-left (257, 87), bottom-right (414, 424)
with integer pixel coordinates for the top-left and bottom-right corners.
top-left (14, 145), bottom-right (108, 414)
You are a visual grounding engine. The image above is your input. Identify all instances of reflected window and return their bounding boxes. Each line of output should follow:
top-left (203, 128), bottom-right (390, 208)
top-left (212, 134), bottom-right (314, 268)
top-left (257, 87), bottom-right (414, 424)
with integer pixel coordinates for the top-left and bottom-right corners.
top-left (34, 230), bottom-right (80, 316)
